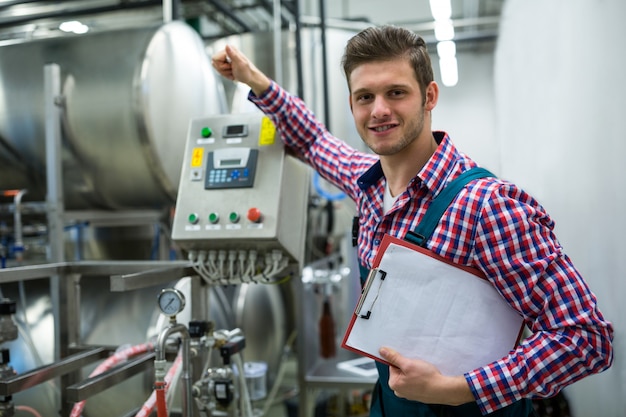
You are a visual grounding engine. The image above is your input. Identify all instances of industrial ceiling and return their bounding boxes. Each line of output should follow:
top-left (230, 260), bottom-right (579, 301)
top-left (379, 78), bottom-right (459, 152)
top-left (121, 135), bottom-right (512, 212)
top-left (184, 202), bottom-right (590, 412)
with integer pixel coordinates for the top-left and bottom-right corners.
top-left (0, 0), bottom-right (504, 45)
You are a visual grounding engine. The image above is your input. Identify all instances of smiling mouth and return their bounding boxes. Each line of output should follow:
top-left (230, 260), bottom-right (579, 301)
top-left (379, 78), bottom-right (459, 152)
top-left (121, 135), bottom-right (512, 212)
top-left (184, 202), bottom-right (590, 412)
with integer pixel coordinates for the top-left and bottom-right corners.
top-left (370, 124), bottom-right (397, 132)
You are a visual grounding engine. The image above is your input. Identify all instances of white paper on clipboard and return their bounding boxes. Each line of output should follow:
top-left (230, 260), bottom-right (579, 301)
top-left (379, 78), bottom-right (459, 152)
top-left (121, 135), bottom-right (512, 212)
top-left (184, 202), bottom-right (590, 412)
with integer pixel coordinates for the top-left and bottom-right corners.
top-left (341, 234), bottom-right (524, 376)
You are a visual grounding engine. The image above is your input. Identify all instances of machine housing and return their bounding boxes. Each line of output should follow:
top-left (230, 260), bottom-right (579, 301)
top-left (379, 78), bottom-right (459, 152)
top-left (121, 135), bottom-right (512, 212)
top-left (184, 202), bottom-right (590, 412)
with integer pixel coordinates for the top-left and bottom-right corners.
top-left (172, 112), bottom-right (310, 265)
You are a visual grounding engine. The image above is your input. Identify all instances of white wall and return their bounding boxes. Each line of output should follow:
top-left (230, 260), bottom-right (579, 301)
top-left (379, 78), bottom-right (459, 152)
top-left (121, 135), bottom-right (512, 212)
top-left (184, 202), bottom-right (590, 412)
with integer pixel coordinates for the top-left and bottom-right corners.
top-left (432, 47), bottom-right (500, 171)
top-left (494, 1), bottom-right (625, 415)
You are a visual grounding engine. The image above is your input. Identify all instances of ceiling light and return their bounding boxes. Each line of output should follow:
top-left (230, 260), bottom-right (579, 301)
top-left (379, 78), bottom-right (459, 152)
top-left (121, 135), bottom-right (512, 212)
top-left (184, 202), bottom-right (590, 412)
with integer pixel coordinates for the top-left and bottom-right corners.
top-left (434, 19), bottom-right (455, 41)
top-left (429, 0), bottom-right (452, 21)
top-left (437, 40), bottom-right (458, 87)
top-left (439, 56), bottom-right (458, 87)
top-left (59, 21), bottom-right (89, 34)
top-left (436, 40), bottom-right (456, 58)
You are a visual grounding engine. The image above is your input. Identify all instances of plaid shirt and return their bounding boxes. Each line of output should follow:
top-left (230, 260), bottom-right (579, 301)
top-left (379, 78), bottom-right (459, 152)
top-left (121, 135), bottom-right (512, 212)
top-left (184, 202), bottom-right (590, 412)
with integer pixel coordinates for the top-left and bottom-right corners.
top-left (250, 81), bottom-right (613, 414)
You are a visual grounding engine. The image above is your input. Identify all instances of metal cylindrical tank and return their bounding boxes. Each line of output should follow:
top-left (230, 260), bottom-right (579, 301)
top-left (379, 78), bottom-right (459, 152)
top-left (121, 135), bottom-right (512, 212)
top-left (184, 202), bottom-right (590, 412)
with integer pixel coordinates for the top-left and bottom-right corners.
top-left (0, 21), bottom-right (226, 209)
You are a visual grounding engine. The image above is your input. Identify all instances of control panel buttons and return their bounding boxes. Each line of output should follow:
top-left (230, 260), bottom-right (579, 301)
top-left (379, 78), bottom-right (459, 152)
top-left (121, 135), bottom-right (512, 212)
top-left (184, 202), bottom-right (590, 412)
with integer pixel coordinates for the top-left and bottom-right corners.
top-left (229, 212), bottom-right (240, 223)
top-left (247, 207), bottom-right (262, 223)
top-left (188, 213), bottom-right (199, 224)
top-left (208, 213), bottom-right (220, 224)
top-left (201, 127), bottom-right (212, 138)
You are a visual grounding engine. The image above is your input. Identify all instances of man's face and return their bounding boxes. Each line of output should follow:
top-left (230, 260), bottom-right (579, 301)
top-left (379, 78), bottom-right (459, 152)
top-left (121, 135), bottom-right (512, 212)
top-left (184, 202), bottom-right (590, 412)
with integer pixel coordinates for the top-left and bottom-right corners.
top-left (349, 58), bottom-right (429, 156)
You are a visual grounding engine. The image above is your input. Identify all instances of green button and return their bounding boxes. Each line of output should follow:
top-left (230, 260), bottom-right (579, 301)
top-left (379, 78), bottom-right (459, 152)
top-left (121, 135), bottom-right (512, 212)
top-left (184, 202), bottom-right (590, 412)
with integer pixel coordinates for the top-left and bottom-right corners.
top-left (188, 213), bottom-right (199, 224)
top-left (208, 213), bottom-right (219, 224)
top-left (201, 127), bottom-right (212, 138)
top-left (229, 212), bottom-right (240, 223)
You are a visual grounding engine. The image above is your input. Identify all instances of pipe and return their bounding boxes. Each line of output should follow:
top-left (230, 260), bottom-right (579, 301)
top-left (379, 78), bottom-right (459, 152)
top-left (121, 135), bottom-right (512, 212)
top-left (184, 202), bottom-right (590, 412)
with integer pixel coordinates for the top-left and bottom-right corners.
top-left (13, 189), bottom-right (27, 262)
top-left (155, 322), bottom-right (193, 417)
top-left (272, 0), bottom-right (283, 86)
top-left (258, 0), bottom-right (289, 27)
top-left (318, 0), bottom-right (331, 131)
top-left (206, 0), bottom-right (254, 32)
top-left (0, 0), bottom-right (44, 11)
top-left (0, 0), bottom-right (163, 29)
top-left (163, 0), bottom-right (181, 22)
top-left (293, 0), bottom-right (304, 99)
top-left (163, 0), bottom-right (173, 22)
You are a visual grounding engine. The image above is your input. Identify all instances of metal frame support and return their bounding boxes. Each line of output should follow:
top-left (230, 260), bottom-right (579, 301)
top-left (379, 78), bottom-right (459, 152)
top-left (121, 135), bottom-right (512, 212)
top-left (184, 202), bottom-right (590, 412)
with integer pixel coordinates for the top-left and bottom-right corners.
top-left (44, 62), bottom-right (76, 416)
top-left (44, 63), bottom-right (67, 361)
top-left (273, 0), bottom-right (284, 86)
top-left (44, 63), bottom-right (65, 265)
top-left (0, 260), bottom-right (195, 415)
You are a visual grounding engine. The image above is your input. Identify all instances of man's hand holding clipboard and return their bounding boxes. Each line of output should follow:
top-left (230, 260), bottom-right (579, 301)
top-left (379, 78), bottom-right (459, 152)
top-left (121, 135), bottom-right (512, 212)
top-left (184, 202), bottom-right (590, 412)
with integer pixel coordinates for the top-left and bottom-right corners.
top-left (341, 234), bottom-right (524, 376)
top-left (379, 346), bottom-right (476, 405)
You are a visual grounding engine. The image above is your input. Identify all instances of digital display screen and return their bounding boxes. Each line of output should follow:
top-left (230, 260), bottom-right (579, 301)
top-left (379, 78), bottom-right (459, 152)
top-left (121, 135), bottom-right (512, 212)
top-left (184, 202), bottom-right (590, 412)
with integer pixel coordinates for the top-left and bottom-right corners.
top-left (220, 158), bottom-right (242, 167)
top-left (226, 125), bottom-right (245, 135)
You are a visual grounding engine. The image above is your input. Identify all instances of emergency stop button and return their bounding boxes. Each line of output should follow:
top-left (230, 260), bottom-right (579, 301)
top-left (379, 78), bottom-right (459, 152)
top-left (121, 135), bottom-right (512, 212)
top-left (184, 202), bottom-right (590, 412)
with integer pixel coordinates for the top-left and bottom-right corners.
top-left (247, 207), bottom-right (262, 223)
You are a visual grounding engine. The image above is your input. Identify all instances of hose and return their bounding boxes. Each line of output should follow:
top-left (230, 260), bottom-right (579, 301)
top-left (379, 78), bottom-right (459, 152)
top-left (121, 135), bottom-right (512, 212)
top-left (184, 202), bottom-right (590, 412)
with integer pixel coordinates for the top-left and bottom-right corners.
top-left (155, 380), bottom-right (168, 417)
top-left (261, 330), bottom-right (297, 417)
top-left (15, 405), bottom-right (44, 417)
top-left (313, 172), bottom-right (345, 201)
top-left (233, 353), bottom-right (253, 417)
top-left (70, 342), bottom-right (154, 417)
top-left (135, 351), bottom-right (182, 417)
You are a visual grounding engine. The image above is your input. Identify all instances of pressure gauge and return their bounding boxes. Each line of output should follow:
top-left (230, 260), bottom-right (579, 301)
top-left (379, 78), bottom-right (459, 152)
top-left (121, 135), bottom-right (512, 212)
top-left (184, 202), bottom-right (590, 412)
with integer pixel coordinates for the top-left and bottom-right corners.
top-left (157, 288), bottom-right (186, 317)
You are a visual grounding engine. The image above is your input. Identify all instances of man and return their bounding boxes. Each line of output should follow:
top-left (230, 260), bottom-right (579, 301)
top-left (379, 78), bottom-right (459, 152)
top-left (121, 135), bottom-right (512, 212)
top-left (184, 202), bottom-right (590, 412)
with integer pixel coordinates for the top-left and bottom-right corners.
top-left (212, 25), bottom-right (613, 416)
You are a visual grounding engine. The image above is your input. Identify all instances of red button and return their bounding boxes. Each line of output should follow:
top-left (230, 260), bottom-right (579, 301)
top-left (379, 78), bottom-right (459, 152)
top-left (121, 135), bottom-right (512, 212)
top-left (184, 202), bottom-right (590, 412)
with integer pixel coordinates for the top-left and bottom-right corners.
top-left (247, 207), bottom-right (262, 223)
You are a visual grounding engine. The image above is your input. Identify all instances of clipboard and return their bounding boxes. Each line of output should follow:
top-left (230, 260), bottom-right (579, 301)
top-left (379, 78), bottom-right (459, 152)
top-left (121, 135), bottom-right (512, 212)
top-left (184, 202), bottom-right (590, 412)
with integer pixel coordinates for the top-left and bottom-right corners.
top-left (341, 234), bottom-right (524, 376)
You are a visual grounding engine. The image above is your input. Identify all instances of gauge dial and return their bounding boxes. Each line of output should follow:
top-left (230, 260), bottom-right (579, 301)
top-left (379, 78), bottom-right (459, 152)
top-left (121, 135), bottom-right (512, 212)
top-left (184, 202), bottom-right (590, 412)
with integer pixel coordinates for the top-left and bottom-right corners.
top-left (157, 288), bottom-right (186, 316)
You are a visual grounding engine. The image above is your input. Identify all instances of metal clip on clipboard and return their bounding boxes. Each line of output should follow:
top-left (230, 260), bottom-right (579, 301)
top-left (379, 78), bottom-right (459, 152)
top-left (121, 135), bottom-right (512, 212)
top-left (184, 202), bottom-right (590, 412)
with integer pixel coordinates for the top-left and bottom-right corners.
top-left (355, 268), bottom-right (386, 320)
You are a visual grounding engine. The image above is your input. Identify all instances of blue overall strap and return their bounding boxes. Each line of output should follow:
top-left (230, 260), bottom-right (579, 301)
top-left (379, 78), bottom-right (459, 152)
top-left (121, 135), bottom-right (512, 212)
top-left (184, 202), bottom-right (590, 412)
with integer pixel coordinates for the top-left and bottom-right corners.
top-left (405, 167), bottom-right (495, 247)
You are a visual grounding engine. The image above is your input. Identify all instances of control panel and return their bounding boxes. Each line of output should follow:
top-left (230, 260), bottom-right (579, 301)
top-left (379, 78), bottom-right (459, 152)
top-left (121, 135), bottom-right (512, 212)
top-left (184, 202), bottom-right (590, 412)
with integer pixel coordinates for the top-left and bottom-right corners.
top-left (171, 113), bottom-right (310, 265)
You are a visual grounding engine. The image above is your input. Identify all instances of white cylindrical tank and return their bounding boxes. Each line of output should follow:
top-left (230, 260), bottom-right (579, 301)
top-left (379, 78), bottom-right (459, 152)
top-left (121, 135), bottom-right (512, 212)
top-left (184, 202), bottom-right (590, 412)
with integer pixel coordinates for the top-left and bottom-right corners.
top-left (0, 21), bottom-right (226, 209)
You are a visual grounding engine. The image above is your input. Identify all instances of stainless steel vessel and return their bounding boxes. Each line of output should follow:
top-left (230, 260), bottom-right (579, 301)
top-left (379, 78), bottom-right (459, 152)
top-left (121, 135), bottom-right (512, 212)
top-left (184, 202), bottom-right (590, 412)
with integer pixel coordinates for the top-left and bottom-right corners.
top-left (0, 21), bottom-right (226, 209)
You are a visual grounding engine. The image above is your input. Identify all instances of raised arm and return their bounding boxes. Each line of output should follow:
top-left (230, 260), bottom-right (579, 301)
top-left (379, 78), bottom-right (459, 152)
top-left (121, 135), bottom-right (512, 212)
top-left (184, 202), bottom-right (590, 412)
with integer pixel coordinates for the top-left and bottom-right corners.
top-left (211, 44), bottom-right (271, 96)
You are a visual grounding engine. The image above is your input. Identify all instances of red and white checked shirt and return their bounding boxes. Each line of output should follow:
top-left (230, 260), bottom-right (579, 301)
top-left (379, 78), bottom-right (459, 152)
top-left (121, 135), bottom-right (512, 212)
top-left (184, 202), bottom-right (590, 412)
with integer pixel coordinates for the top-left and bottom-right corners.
top-left (250, 81), bottom-right (613, 414)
